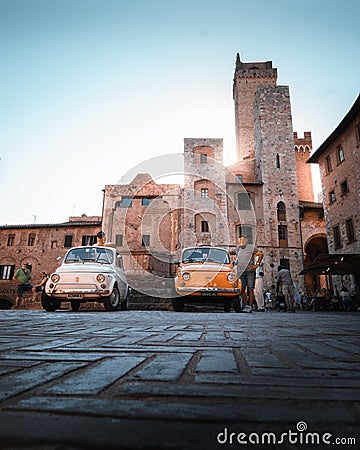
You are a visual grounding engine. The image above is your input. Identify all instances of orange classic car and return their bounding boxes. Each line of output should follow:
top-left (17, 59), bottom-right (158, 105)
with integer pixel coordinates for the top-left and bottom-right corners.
top-left (173, 246), bottom-right (241, 312)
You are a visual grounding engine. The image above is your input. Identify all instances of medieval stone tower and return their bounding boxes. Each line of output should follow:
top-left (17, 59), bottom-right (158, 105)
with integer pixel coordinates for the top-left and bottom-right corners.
top-left (231, 54), bottom-right (310, 289)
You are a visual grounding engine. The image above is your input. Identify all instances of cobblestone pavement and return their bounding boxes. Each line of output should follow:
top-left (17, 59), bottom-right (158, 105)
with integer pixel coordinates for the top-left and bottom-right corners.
top-left (0, 309), bottom-right (359, 450)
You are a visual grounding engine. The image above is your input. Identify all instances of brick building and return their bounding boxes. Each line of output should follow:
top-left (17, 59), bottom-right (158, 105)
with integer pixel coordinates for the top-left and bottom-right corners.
top-left (308, 94), bottom-right (360, 288)
top-left (102, 54), bottom-right (327, 296)
top-left (0, 215), bottom-right (101, 308)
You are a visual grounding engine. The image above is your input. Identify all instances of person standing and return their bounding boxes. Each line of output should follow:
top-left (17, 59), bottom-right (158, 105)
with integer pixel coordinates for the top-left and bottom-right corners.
top-left (276, 265), bottom-right (295, 313)
top-left (32, 271), bottom-right (49, 301)
top-left (254, 260), bottom-right (265, 311)
top-left (12, 262), bottom-right (32, 309)
top-left (240, 249), bottom-right (263, 313)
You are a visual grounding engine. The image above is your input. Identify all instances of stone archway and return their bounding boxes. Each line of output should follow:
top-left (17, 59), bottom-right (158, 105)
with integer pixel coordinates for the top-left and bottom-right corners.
top-left (303, 234), bottom-right (328, 294)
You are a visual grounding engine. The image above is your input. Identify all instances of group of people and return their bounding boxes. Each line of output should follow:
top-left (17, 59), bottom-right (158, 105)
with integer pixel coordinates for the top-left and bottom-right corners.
top-left (12, 262), bottom-right (48, 308)
top-left (301, 286), bottom-right (358, 312)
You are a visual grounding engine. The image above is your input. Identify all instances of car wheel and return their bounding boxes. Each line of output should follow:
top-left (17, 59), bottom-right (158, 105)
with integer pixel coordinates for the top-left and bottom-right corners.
top-left (120, 287), bottom-right (130, 311)
top-left (233, 296), bottom-right (242, 313)
top-left (224, 299), bottom-right (231, 312)
top-left (104, 286), bottom-right (120, 311)
top-left (70, 300), bottom-right (81, 311)
top-left (41, 291), bottom-right (61, 312)
top-left (172, 298), bottom-right (184, 312)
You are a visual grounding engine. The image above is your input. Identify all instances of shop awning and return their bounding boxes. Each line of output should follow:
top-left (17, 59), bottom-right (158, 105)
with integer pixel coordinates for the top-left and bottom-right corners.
top-left (299, 254), bottom-right (360, 276)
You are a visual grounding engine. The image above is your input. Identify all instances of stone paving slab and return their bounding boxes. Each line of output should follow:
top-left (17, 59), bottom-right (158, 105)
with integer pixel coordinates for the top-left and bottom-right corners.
top-left (0, 310), bottom-right (359, 449)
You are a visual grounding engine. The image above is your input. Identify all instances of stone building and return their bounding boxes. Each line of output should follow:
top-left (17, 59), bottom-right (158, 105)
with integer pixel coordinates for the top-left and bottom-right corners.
top-left (308, 94), bottom-right (360, 287)
top-left (102, 54), bottom-right (327, 296)
top-left (0, 215), bottom-right (101, 308)
top-left (226, 55), bottom-right (326, 293)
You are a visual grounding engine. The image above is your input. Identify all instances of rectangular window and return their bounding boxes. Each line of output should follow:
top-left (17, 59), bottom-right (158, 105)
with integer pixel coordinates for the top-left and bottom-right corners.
top-left (325, 155), bottom-right (332, 174)
top-left (82, 235), bottom-right (97, 246)
top-left (64, 235), bottom-right (73, 248)
top-left (51, 241), bottom-right (58, 249)
top-left (337, 145), bottom-right (345, 164)
top-left (201, 188), bottom-right (209, 199)
top-left (333, 225), bottom-right (341, 249)
top-left (346, 218), bottom-right (355, 243)
top-left (278, 225), bottom-right (288, 248)
top-left (340, 180), bottom-right (349, 195)
top-left (237, 192), bottom-right (251, 210)
top-left (28, 233), bottom-right (36, 246)
top-left (329, 190), bottom-right (336, 203)
top-left (117, 197), bottom-right (133, 208)
top-left (116, 234), bottom-right (123, 246)
top-left (7, 234), bottom-right (15, 246)
top-left (237, 225), bottom-right (254, 245)
top-left (142, 235), bottom-right (150, 247)
top-left (356, 124), bottom-right (360, 144)
top-left (235, 174), bottom-right (243, 183)
top-left (0, 264), bottom-right (15, 280)
top-left (279, 258), bottom-right (290, 270)
top-left (200, 154), bottom-right (207, 164)
top-left (201, 221), bottom-right (209, 233)
top-left (141, 198), bottom-right (151, 206)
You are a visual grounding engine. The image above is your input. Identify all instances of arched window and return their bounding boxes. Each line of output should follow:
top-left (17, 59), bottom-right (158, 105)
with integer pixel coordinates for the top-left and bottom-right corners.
top-left (275, 153), bottom-right (280, 169)
top-left (277, 201), bottom-right (286, 221)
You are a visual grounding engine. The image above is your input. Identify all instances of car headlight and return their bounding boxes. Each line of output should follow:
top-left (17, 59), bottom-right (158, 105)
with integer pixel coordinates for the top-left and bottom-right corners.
top-left (227, 272), bottom-right (236, 282)
top-left (51, 273), bottom-right (60, 283)
top-left (96, 274), bottom-right (105, 283)
top-left (182, 272), bottom-right (191, 281)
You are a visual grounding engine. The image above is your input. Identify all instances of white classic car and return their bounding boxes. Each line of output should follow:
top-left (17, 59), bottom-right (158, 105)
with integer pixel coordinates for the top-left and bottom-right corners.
top-left (41, 245), bottom-right (130, 312)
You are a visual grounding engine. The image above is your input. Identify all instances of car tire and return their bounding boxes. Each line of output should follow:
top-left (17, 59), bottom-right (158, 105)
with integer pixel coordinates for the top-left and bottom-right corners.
top-left (41, 291), bottom-right (61, 312)
top-left (104, 286), bottom-right (120, 311)
top-left (233, 296), bottom-right (242, 313)
top-left (224, 299), bottom-right (231, 312)
top-left (70, 300), bottom-right (81, 311)
top-left (120, 287), bottom-right (130, 311)
top-left (172, 298), bottom-right (184, 312)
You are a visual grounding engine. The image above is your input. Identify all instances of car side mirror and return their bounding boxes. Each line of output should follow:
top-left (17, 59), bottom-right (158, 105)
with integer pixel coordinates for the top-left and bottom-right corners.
top-left (56, 256), bottom-right (63, 262)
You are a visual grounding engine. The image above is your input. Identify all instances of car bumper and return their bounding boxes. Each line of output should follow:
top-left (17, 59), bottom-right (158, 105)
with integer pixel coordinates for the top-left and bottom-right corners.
top-left (45, 284), bottom-right (110, 300)
top-left (175, 287), bottom-right (240, 297)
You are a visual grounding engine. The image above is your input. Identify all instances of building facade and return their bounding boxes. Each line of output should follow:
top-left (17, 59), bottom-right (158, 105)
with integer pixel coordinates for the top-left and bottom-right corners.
top-left (308, 94), bottom-right (360, 287)
top-left (0, 215), bottom-right (101, 308)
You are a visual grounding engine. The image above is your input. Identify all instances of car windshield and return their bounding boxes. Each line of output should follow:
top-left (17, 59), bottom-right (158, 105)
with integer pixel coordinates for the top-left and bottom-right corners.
top-left (65, 247), bottom-right (114, 264)
top-left (182, 247), bottom-right (230, 264)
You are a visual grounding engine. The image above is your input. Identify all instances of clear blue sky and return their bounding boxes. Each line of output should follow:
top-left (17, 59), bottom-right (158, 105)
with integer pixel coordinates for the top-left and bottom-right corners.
top-left (0, 0), bottom-right (359, 225)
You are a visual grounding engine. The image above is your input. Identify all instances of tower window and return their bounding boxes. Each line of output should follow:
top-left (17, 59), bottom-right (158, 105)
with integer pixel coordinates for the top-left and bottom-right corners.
top-left (235, 174), bottom-right (243, 183)
top-left (333, 225), bottom-right (341, 249)
top-left (237, 225), bottom-right (254, 245)
top-left (237, 192), bottom-right (251, 210)
top-left (201, 220), bottom-right (209, 233)
top-left (142, 198), bottom-right (151, 206)
top-left (64, 235), bottom-right (73, 248)
top-left (340, 180), bottom-right (349, 195)
top-left (28, 233), bottom-right (36, 246)
top-left (329, 190), bottom-right (336, 203)
top-left (142, 235), bottom-right (150, 247)
top-left (336, 145), bottom-right (345, 164)
top-left (116, 234), bottom-right (123, 246)
top-left (277, 201), bottom-right (286, 221)
top-left (325, 155), bottom-right (332, 174)
top-left (346, 218), bottom-right (355, 243)
top-left (200, 154), bottom-right (207, 164)
top-left (7, 234), bottom-right (15, 246)
top-left (201, 188), bottom-right (209, 199)
top-left (116, 197), bottom-right (133, 208)
top-left (278, 225), bottom-right (288, 248)
top-left (275, 153), bottom-right (280, 169)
